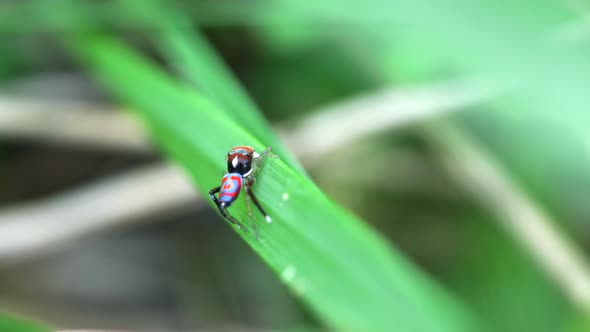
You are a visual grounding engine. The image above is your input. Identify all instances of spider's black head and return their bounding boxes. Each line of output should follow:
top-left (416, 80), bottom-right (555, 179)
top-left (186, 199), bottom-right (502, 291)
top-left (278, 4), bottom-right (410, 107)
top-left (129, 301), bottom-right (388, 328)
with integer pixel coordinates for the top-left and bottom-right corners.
top-left (227, 146), bottom-right (254, 176)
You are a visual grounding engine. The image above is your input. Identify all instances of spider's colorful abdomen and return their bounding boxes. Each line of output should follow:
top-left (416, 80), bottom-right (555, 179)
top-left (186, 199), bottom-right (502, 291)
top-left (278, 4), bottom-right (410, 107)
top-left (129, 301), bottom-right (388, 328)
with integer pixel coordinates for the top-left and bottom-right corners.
top-left (219, 173), bottom-right (243, 204)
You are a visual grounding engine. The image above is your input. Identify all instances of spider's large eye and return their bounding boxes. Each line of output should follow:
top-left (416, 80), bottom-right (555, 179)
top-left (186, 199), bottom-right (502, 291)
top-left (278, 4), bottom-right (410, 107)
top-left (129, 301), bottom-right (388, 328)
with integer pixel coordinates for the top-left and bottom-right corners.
top-left (236, 162), bottom-right (246, 174)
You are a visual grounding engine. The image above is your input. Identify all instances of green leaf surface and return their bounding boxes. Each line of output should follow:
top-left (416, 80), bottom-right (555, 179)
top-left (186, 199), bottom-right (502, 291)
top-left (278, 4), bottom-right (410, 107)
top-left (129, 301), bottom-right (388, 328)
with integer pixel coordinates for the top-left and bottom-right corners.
top-left (113, 0), bottom-right (304, 172)
top-left (67, 35), bottom-right (482, 332)
top-left (0, 313), bottom-right (49, 332)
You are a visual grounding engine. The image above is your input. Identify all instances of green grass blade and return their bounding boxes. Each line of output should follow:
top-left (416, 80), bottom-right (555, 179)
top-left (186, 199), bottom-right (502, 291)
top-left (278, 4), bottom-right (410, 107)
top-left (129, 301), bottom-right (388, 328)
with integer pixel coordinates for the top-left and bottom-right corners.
top-left (67, 35), bottom-right (482, 332)
top-left (155, 25), bottom-right (305, 173)
top-left (0, 313), bottom-right (49, 332)
top-left (113, 0), bottom-right (303, 172)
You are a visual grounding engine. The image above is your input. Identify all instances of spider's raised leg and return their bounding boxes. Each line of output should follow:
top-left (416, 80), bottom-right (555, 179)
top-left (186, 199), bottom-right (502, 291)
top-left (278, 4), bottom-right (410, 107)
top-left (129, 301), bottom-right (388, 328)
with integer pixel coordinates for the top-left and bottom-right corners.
top-left (251, 146), bottom-right (278, 176)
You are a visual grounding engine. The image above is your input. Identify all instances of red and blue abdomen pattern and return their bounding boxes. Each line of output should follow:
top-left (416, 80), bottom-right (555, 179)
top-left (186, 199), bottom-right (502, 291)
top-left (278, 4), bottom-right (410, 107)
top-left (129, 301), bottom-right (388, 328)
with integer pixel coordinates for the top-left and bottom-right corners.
top-left (219, 173), bottom-right (243, 204)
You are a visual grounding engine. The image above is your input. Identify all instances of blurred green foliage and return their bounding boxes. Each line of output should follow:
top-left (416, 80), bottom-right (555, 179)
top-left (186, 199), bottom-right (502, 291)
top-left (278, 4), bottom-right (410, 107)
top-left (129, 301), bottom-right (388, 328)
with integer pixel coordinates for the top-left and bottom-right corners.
top-left (1, 0), bottom-right (590, 331)
top-left (0, 314), bottom-right (49, 332)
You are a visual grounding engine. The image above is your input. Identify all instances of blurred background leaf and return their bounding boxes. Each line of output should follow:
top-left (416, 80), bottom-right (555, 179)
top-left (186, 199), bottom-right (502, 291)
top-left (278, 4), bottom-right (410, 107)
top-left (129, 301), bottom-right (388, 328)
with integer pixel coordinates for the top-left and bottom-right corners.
top-left (0, 313), bottom-right (49, 332)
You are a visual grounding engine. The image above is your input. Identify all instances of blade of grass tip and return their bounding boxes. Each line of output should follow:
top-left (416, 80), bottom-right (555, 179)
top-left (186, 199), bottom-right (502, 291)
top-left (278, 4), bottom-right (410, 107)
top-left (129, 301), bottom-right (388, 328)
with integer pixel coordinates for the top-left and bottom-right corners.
top-left (67, 34), bottom-right (483, 332)
top-left (114, 0), bottom-right (303, 172)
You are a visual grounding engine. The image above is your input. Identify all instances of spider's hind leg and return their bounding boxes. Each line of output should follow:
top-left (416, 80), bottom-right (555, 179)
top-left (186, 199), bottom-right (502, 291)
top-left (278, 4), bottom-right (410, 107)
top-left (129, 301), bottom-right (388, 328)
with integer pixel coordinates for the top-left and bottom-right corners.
top-left (245, 193), bottom-right (259, 240)
top-left (210, 186), bottom-right (246, 230)
top-left (246, 178), bottom-right (271, 224)
top-left (220, 205), bottom-right (246, 230)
